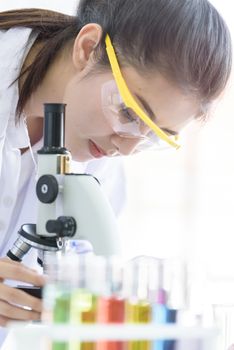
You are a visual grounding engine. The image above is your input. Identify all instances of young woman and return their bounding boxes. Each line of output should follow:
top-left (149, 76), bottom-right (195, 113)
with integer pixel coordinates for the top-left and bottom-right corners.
top-left (0, 0), bottom-right (232, 328)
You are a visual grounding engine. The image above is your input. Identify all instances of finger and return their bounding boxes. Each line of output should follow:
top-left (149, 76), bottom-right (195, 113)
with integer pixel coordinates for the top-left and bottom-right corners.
top-left (0, 262), bottom-right (45, 286)
top-left (0, 284), bottom-right (42, 312)
top-left (0, 315), bottom-right (10, 327)
top-left (0, 300), bottom-right (40, 321)
top-left (1, 257), bottom-right (39, 274)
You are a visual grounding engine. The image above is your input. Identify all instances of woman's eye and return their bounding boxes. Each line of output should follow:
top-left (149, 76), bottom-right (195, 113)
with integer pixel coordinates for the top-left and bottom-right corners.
top-left (119, 105), bottom-right (138, 122)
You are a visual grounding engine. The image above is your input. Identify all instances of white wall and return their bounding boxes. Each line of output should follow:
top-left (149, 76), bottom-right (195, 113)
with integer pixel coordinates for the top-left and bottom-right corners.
top-left (118, 1), bottom-right (234, 280)
top-left (120, 4), bottom-right (234, 286)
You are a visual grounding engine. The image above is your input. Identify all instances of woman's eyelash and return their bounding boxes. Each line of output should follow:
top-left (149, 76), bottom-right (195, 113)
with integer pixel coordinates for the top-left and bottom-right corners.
top-left (119, 104), bottom-right (137, 122)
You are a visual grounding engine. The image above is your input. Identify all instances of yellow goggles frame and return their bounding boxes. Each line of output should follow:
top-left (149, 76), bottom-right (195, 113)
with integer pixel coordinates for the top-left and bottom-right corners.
top-left (105, 34), bottom-right (180, 149)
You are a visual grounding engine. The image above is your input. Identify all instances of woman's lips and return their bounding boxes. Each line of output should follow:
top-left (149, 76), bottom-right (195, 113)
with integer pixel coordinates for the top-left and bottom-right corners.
top-left (89, 140), bottom-right (107, 158)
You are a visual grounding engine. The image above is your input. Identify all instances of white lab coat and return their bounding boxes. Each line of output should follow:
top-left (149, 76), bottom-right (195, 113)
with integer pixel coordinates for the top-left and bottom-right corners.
top-left (0, 27), bottom-right (126, 346)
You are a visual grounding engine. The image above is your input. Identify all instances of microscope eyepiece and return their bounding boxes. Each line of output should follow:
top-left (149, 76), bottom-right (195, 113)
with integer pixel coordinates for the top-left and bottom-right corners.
top-left (44, 103), bottom-right (66, 149)
top-left (38, 103), bottom-right (68, 155)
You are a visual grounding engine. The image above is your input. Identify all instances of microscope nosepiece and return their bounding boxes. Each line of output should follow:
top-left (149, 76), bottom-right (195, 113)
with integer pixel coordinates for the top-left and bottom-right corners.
top-left (7, 236), bottom-right (31, 262)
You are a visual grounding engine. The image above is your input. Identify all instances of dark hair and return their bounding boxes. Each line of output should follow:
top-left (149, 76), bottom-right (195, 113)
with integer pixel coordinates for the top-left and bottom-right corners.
top-left (0, 8), bottom-right (80, 117)
top-left (0, 0), bottom-right (232, 119)
top-left (77, 0), bottom-right (232, 117)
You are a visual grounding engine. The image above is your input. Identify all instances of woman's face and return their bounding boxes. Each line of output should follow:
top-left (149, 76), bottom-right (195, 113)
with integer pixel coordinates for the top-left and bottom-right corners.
top-left (63, 65), bottom-right (199, 162)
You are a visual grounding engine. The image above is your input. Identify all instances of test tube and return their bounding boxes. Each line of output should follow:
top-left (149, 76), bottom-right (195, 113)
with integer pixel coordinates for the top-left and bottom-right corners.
top-left (150, 259), bottom-right (173, 350)
top-left (96, 256), bottom-right (125, 350)
top-left (69, 254), bottom-right (106, 350)
top-left (42, 251), bottom-right (60, 324)
top-left (43, 251), bottom-right (72, 350)
top-left (65, 239), bottom-right (95, 349)
top-left (150, 259), bottom-right (187, 350)
top-left (124, 256), bottom-right (152, 350)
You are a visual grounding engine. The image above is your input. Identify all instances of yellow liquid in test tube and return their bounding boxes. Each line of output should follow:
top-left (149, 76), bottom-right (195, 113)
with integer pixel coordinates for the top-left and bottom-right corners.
top-left (81, 294), bottom-right (97, 350)
top-left (69, 290), bottom-right (97, 350)
top-left (125, 300), bottom-right (151, 350)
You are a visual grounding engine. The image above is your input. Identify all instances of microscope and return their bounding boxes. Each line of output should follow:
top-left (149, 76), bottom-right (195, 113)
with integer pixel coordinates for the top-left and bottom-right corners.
top-left (7, 103), bottom-right (120, 274)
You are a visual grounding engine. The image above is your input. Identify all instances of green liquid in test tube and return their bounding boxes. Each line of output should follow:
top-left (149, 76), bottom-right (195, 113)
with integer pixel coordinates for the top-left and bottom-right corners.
top-left (42, 252), bottom-right (72, 350)
top-left (52, 288), bottom-right (71, 350)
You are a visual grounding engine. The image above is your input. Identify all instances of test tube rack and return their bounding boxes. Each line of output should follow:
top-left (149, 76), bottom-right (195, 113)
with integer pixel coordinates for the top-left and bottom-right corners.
top-left (6, 323), bottom-right (219, 350)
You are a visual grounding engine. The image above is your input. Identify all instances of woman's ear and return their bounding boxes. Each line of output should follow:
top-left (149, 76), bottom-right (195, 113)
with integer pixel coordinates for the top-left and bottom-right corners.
top-left (72, 23), bottom-right (103, 72)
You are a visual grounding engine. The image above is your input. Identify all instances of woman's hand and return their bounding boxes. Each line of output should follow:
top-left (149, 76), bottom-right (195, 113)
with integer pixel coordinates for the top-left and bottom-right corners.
top-left (0, 258), bottom-right (45, 326)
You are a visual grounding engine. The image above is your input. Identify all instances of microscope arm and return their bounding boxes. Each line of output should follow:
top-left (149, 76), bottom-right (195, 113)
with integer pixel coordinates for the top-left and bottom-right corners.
top-left (37, 173), bottom-right (121, 257)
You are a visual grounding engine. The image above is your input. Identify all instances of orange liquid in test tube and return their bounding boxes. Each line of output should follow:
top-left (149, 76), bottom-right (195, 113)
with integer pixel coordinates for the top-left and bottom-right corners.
top-left (96, 296), bottom-right (125, 350)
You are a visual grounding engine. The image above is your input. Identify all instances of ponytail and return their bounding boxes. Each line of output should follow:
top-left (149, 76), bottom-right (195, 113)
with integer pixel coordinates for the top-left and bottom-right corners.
top-left (0, 8), bottom-right (81, 117)
top-left (0, 8), bottom-right (74, 33)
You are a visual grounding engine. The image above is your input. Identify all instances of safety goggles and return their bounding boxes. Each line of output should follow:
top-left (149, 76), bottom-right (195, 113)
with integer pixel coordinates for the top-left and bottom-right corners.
top-left (103, 34), bottom-right (180, 151)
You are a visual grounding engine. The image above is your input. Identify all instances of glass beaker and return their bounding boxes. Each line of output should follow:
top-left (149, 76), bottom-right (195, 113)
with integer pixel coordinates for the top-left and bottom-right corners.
top-left (212, 303), bottom-right (234, 350)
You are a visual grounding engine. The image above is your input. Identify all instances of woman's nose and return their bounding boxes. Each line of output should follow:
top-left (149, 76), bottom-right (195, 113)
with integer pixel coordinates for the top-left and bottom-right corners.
top-left (110, 134), bottom-right (141, 155)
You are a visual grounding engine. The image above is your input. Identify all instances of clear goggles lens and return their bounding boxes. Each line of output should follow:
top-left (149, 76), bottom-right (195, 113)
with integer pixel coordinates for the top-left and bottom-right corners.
top-left (101, 81), bottom-right (177, 151)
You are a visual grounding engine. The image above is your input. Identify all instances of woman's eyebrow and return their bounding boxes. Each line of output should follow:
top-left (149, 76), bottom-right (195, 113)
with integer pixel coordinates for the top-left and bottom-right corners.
top-left (135, 93), bottom-right (156, 120)
top-left (135, 93), bottom-right (178, 136)
top-left (161, 127), bottom-right (178, 136)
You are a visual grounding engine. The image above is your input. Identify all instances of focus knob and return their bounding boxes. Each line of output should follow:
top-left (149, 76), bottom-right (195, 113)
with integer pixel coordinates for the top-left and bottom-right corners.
top-left (46, 216), bottom-right (76, 237)
top-left (36, 175), bottom-right (59, 203)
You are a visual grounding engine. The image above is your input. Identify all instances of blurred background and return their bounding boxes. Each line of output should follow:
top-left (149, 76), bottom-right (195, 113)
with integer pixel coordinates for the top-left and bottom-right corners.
top-left (1, 0), bottom-right (234, 305)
